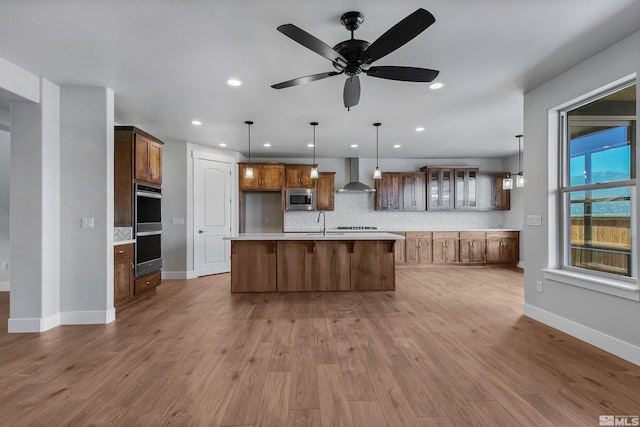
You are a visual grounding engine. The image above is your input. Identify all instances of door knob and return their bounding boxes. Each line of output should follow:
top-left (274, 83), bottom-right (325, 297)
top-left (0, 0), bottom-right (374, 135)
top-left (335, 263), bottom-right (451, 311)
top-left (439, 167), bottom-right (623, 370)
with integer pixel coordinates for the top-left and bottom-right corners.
top-left (199, 230), bottom-right (207, 234)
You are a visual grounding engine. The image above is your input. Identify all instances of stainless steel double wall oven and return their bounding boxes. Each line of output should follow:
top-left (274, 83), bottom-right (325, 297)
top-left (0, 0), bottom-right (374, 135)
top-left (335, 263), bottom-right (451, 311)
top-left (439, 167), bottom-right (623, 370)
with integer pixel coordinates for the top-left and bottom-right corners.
top-left (135, 184), bottom-right (162, 276)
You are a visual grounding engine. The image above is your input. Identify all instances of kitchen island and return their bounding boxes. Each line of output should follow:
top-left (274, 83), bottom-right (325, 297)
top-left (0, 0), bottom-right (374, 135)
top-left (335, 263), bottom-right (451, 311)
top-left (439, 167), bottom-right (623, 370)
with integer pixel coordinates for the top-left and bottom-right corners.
top-left (224, 233), bottom-right (404, 292)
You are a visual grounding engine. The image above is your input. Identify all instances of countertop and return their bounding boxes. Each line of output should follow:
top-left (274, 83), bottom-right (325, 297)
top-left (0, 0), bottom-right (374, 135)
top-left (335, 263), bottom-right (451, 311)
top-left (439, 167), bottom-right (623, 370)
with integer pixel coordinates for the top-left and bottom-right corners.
top-left (114, 239), bottom-right (135, 246)
top-left (285, 228), bottom-right (520, 233)
top-left (224, 232), bottom-right (404, 241)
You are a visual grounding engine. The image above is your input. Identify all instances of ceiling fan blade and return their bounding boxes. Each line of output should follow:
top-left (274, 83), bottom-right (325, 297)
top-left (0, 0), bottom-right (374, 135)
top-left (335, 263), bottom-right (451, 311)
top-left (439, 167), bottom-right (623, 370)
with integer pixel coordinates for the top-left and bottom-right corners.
top-left (271, 71), bottom-right (341, 89)
top-left (277, 24), bottom-right (348, 67)
top-left (365, 66), bottom-right (439, 82)
top-left (361, 8), bottom-right (435, 64)
top-left (343, 76), bottom-right (361, 110)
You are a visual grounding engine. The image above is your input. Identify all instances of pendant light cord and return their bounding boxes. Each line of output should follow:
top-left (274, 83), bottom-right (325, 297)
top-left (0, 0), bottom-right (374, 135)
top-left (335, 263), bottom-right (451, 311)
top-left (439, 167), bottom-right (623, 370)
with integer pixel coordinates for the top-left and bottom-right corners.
top-left (245, 120), bottom-right (253, 165)
top-left (313, 125), bottom-right (316, 164)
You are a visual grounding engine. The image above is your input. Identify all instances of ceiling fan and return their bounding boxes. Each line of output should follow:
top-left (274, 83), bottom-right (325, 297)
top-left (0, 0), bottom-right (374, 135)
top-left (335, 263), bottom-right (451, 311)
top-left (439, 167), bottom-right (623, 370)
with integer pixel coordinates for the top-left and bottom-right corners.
top-left (271, 8), bottom-right (440, 110)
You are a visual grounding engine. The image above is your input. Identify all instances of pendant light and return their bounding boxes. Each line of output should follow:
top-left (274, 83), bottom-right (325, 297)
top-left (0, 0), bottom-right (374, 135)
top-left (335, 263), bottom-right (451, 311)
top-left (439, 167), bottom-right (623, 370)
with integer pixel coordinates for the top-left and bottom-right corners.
top-left (515, 134), bottom-right (524, 187)
top-left (373, 122), bottom-right (382, 179)
top-left (244, 120), bottom-right (254, 179)
top-left (310, 121), bottom-right (319, 179)
top-left (503, 134), bottom-right (524, 190)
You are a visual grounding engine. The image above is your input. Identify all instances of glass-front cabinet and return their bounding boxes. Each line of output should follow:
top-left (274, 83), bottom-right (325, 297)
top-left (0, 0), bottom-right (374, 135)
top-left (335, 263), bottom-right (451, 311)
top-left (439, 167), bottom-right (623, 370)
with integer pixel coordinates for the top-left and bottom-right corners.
top-left (454, 168), bottom-right (478, 209)
top-left (426, 167), bottom-right (455, 210)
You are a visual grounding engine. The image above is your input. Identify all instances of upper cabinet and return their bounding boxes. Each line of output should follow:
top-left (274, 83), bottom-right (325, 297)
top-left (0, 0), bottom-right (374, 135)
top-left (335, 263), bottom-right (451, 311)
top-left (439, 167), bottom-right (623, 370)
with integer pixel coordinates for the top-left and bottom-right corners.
top-left (425, 167), bottom-right (455, 210)
top-left (114, 126), bottom-right (164, 227)
top-left (454, 168), bottom-right (478, 209)
top-left (239, 163), bottom-right (284, 191)
top-left (402, 173), bottom-right (427, 211)
top-left (375, 173), bottom-right (403, 211)
top-left (316, 172), bottom-right (335, 211)
top-left (490, 173), bottom-right (511, 210)
top-left (134, 133), bottom-right (162, 185)
top-left (285, 164), bottom-right (316, 189)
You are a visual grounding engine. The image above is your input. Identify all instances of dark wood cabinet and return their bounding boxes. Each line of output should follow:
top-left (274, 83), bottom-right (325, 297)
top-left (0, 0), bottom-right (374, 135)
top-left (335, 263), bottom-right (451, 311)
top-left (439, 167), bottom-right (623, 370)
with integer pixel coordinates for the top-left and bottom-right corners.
top-left (405, 232), bottom-right (433, 265)
top-left (403, 173), bottom-right (427, 210)
top-left (316, 172), bottom-right (335, 211)
top-left (134, 271), bottom-right (162, 295)
top-left (454, 168), bottom-right (479, 209)
top-left (285, 164), bottom-right (316, 188)
top-left (432, 232), bottom-right (459, 263)
top-left (231, 241), bottom-right (277, 292)
top-left (114, 244), bottom-right (134, 306)
top-left (375, 173), bottom-right (403, 211)
top-left (239, 163), bottom-right (284, 191)
top-left (425, 167), bottom-right (455, 210)
top-left (490, 173), bottom-right (511, 210)
top-left (115, 126), bottom-right (164, 227)
top-left (459, 232), bottom-right (486, 263)
top-left (486, 231), bottom-right (519, 263)
top-left (390, 232), bottom-right (406, 263)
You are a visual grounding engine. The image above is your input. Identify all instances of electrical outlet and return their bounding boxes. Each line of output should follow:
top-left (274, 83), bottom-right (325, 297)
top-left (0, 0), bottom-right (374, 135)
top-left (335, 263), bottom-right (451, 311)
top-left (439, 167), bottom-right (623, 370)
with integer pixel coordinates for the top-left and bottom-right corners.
top-left (536, 280), bottom-right (544, 293)
top-left (0, 262), bottom-right (7, 271)
top-left (81, 217), bottom-right (94, 229)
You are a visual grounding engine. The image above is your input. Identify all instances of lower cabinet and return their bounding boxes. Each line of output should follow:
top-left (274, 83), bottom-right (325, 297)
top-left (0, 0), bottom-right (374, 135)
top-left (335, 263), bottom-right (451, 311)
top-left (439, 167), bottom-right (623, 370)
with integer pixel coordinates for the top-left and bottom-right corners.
top-left (277, 240), bottom-right (351, 291)
top-left (432, 232), bottom-right (459, 263)
top-left (390, 232), bottom-right (406, 263)
top-left (231, 240), bottom-right (277, 292)
top-left (486, 231), bottom-right (519, 263)
top-left (459, 232), bottom-right (486, 263)
top-left (405, 232), bottom-right (433, 264)
top-left (114, 244), bottom-right (134, 306)
top-left (134, 271), bottom-right (162, 295)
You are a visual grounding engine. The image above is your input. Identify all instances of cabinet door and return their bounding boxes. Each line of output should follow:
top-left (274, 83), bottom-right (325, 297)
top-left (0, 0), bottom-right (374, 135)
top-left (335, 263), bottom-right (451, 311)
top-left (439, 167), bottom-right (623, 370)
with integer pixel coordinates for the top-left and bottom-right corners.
top-left (261, 164), bottom-right (284, 190)
top-left (485, 239), bottom-right (502, 263)
top-left (418, 238), bottom-right (432, 263)
top-left (460, 239), bottom-right (485, 263)
top-left (394, 239), bottom-right (405, 263)
top-left (440, 169), bottom-right (454, 210)
top-left (501, 238), bottom-right (519, 263)
top-left (405, 237), bottom-right (418, 263)
top-left (427, 169), bottom-right (440, 209)
top-left (285, 166), bottom-right (301, 188)
top-left (239, 164), bottom-right (261, 190)
top-left (403, 174), bottom-right (426, 210)
top-left (455, 169), bottom-right (467, 209)
top-left (316, 172), bottom-right (335, 210)
top-left (491, 174), bottom-right (511, 210)
top-left (432, 239), bottom-right (447, 263)
top-left (376, 173), bottom-right (403, 210)
top-left (134, 135), bottom-right (150, 182)
top-left (148, 141), bottom-right (162, 185)
top-left (114, 246), bottom-right (133, 306)
top-left (297, 165), bottom-right (316, 188)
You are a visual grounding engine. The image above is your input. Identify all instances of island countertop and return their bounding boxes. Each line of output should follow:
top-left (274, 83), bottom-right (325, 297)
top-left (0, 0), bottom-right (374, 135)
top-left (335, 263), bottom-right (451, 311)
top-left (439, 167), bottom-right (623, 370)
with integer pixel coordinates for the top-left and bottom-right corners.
top-left (224, 232), bottom-right (405, 241)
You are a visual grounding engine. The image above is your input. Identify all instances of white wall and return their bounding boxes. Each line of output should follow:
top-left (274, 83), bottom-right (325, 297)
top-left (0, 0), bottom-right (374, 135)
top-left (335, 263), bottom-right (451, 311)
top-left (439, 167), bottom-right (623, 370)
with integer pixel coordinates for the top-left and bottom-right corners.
top-left (161, 141), bottom-right (187, 274)
top-left (523, 30), bottom-right (640, 364)
top-left (59, 86), bottom-right (114, 324)
top-left (0, 129), bottom-right (10, 288)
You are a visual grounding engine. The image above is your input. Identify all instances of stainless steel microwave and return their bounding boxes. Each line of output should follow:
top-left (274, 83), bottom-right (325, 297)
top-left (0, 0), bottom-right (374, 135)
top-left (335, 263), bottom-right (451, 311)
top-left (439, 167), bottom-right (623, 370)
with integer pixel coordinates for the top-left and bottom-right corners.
top-left (285, 189), bottom-right (316, 211)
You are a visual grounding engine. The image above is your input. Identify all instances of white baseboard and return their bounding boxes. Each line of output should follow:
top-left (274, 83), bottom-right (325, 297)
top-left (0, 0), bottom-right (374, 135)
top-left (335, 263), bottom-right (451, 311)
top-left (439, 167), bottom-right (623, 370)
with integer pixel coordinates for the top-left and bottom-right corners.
top-left (523, 303), bottom-right (640, 366)
top-left (187, 270), bottom-right (198, 279)
top-left (60, 308), bottom-right (116, 325)
top-left (517, 261), bottom-right (525, 269)
top-left (0, 281), bottom-right (9, 292)
top-left (8, 313), bottom-right (60, 333)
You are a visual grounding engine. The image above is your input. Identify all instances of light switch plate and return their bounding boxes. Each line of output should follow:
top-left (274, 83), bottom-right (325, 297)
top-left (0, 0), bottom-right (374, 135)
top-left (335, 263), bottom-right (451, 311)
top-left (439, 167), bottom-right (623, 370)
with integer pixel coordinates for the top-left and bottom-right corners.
top-left (81, 217), bottom-right (95, 229)
top-left (172, 218), bottom-right (184, 225)
top-left (536, 280), bottom-right (544, 292)
top-left (1, 262), bottom-right (7, 271)
top-left (527, 215), bottom-right (542, 226)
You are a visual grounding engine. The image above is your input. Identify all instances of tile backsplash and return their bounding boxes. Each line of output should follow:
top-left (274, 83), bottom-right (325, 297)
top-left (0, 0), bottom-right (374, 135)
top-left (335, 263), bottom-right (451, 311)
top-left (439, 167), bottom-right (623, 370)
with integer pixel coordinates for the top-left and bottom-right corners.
top-left (284, 192), bottom-right (505, 231)
top-left (114, 227), bottom-right (133, 242)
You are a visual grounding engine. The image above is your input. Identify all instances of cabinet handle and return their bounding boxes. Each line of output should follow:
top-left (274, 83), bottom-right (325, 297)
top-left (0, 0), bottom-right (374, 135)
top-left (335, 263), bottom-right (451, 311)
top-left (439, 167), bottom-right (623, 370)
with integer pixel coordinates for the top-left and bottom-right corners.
top-left (118, 250), bottom-right (124, 254)
top-left (146, 281), bottom-right (150, 285)
top-left (149, 167), bottom-right (153, 177)
top-left (131, 262), bottom-right (135, 270)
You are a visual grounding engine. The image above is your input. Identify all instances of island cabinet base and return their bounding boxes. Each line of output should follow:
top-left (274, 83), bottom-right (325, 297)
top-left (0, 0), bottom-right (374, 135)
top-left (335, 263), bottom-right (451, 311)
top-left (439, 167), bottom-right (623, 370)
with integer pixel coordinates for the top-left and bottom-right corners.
top-left (230, 241), bottom-right (277, 292)
top-left (230, 239), bottom-right (396, 292)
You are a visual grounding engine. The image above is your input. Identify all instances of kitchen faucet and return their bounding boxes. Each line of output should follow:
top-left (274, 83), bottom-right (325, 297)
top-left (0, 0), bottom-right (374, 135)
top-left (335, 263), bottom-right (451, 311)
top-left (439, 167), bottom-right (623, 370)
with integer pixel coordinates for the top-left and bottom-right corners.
top-left (317, 211), bottom-right (326, 236)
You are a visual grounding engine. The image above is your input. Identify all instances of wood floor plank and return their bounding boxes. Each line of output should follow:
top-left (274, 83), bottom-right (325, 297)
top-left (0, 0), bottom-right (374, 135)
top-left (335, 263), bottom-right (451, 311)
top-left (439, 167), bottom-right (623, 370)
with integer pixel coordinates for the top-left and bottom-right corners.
top-left (316, 364), bottom-right (355, 427)
top-left (0, 265), bottom-right (638, 426)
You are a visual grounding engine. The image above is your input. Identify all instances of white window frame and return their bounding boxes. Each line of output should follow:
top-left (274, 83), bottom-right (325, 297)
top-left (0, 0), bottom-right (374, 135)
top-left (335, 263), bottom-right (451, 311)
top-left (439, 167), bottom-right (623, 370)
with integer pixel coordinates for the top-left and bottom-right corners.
top-left (547, 80), bottom-right (639, 300)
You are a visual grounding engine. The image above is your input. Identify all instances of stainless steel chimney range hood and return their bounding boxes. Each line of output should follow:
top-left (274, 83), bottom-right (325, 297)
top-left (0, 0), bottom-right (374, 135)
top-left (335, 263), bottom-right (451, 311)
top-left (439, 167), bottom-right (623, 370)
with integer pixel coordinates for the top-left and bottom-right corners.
top-left (337, 158), bottom-right (376, 193)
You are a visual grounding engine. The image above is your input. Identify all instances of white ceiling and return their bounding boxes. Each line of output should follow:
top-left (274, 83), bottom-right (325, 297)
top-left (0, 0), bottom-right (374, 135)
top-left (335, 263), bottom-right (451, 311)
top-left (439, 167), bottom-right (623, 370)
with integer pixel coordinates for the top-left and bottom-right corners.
top-left (0, 0), bottom-right (639, 159)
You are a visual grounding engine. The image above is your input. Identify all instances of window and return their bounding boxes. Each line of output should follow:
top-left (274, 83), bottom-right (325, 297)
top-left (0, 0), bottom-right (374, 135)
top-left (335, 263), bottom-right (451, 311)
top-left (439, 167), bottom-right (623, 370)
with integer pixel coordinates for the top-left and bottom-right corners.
top-left (560, 83), bottom-right (636, 278)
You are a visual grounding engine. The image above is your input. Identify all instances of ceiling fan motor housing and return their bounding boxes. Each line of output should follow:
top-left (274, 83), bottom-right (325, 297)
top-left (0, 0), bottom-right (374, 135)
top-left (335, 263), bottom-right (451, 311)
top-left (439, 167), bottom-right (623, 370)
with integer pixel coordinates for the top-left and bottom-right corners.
top-left (332, 39), bottom-right (370, 75)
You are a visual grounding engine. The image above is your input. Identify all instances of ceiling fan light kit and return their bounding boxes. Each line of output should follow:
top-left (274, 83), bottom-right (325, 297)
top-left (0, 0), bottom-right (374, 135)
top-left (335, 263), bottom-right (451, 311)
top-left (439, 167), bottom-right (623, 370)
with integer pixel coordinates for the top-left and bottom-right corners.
top-left (272, 8), bottom-right (440, 110)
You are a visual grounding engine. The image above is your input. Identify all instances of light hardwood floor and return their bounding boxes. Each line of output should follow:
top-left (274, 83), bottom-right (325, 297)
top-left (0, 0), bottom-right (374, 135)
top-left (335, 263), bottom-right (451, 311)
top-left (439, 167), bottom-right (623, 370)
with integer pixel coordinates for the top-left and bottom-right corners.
top-left (0, 266), bottom-right (638, 426)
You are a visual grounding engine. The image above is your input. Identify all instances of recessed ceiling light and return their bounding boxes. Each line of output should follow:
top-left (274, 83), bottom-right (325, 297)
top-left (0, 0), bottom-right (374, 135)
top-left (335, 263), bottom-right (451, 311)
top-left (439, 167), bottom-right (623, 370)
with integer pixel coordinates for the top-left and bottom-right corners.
top-left (264, 143), bottom-right (271, 147)
top-left (219, 143), bottom-right (227, 147)
top-left (415, 127), bottom-right (425, 132)
top-left (227, 79), bottom-right (242, 86)
top-left (429, 82), bottom-right (444, 90)
top-left (307, 143), bottom-right (314, 147)
top-left (350, 144), bottom-right (358, 148)
top-left (393, 144), bottom-right (401, 148)
top-left (191, 120), bottom-right (202, 126)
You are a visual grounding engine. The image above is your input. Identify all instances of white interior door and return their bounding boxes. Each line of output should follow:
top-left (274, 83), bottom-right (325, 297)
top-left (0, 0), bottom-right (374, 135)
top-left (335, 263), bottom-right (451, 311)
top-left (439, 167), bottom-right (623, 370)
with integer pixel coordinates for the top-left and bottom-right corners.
top-left (194, 158), bottom-right (232, 276)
